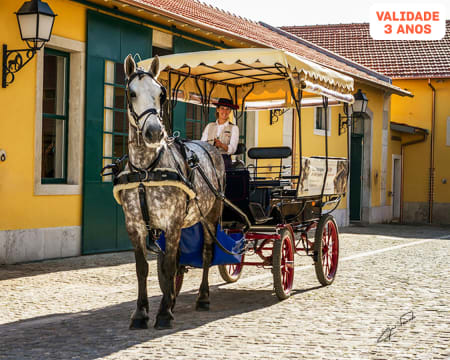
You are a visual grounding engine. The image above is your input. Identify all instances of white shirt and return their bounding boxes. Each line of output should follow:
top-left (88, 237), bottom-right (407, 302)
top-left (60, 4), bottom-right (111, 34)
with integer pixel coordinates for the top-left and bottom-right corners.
top-left (200, 121), bottom-right (240, 155)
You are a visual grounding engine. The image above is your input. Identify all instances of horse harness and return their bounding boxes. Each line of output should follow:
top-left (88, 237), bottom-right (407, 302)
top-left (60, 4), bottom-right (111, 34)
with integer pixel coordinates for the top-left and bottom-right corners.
top-left (101, 68), bottom-right (245, 255)
top-left (101, 138), bottom-right (246, 256)
top-left (103, 143), bottom-right (195, 227)
top-left (125, 69), bottom-right (167, 146)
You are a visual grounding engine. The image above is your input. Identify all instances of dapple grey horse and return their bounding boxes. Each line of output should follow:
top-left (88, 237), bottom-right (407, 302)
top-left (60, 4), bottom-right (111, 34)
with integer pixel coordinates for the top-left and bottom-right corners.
top-left (119, 55), bottom-right (225, 329)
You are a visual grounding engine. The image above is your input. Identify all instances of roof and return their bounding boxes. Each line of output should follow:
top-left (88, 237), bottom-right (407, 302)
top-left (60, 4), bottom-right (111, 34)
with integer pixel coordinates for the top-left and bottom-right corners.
top-left (118, 0), bottom-right (411, 96)
top-left (391, 122), bottom-right (429, 134)
top-left (281, 22), bottom-right (450, 79)
top-left (139, 48), bottom-right (355, 104)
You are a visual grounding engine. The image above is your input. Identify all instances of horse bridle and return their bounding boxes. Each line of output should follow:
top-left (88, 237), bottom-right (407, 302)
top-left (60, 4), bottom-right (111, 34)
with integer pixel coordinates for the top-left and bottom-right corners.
top-left (125, 69), bottom-right (167, 144)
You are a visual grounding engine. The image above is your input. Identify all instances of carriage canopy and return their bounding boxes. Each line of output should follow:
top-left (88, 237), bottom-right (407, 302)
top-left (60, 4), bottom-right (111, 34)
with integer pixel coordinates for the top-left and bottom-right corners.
top-left (139, 48), bottom-right (354, 107)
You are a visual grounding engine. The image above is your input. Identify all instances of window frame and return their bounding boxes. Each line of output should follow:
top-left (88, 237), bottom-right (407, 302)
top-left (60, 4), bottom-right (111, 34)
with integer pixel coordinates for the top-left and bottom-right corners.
top-left (41, 48), bottom-right (70, 184)
top-left (34, 35), bottom-right (85, 196)
top-left (102, 60), bottom-right (128, 182)
top-left (313, 106), bottom-right (332, 136)
top-left (185, 103), bottom-right (204, 140)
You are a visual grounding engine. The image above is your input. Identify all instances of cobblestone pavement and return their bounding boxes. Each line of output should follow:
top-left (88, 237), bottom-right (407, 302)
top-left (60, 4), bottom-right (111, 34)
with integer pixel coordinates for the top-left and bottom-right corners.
top-left (1, 224), bottom-right (449, 360)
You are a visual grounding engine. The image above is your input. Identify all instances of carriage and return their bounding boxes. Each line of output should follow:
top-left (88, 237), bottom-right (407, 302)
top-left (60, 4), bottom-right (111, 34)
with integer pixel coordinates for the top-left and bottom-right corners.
top-left (136, 48), bottom-right (354, 300)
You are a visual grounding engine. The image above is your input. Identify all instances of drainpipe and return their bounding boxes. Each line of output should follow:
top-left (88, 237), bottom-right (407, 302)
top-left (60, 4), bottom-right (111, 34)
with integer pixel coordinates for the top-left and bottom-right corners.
top-left (400, 131), bottom-right (428, 223)
top-left (427, 79), bottom-right (436, 224)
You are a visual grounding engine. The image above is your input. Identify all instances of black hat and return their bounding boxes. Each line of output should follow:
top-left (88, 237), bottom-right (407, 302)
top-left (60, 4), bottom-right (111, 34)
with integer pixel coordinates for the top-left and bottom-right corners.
top-left (213, 98), bottom-right (239, 110)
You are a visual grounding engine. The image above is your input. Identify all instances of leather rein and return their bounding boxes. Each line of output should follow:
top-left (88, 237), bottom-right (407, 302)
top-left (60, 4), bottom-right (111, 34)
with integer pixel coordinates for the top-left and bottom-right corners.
top-left (125, 69), bottom-right (167, 146)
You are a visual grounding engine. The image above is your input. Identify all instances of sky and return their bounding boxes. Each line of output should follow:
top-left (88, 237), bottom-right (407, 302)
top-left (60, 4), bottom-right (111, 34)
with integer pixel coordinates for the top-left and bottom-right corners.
top-left (198, 0), bottom-right (450, 26)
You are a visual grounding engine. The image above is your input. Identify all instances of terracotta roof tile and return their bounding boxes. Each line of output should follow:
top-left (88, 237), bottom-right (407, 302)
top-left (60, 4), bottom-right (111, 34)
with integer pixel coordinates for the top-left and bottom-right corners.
top-left (121, 0), bottom-right (409, 94)
top-left (281, 22), bottom-right (450, 79)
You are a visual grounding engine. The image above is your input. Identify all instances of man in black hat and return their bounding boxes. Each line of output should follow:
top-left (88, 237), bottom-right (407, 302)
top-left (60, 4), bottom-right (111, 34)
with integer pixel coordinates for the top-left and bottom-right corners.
top-left (200, 98), bottom-right (240, 169)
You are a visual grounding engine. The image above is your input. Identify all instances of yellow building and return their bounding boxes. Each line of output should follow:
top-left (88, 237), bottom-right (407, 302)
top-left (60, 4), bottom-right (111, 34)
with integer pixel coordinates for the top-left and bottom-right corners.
top-left (281, 22), bottom-right (450, 224)
top-left (0, 0), bottom-right (410, 264)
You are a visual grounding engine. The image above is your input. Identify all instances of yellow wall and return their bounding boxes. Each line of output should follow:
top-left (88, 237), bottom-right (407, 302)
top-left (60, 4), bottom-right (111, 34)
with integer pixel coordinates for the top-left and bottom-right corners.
top-left (256, 85), bottom-right (390, 212)
top-left (0, 0), bottom-right (86, 230)
top-left (391, 79), bottom-right (450, 204)
top-left (257, 110), bottom-right (284, 148)
top-left (257, 106), bottom-right (349, 166)
top-left (257, 105), bottom-right (350, 209)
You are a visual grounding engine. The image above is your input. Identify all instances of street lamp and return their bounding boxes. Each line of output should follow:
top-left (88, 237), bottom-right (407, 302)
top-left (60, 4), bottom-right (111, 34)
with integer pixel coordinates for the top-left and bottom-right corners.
top-left (2, 0), bottom-right (57, 88)
top-left (338, 89), bottom-right (369, 136)
top-left (351, 89), bottom-right (369, 117)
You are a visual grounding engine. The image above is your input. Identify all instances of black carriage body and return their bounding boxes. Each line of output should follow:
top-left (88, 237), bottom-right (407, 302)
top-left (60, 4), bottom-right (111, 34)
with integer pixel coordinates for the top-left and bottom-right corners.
top-left (222, 147), bottom-right (343, 228)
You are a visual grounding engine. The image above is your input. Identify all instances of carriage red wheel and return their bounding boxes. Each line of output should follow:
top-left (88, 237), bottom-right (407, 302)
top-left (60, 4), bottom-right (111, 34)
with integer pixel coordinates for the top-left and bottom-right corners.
top-left (314, 214), bottom-right (339, 286)
top-left (157, 253), bottom-right (185, 296)
top-left (272, 229), bottom-right (295, 300)
top-left (218, 255), bottom-right (245, 283)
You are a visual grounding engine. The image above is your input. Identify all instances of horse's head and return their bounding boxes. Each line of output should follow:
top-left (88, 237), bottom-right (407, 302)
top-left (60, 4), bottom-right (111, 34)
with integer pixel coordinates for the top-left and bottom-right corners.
top-left (124, 54), bottom-right (167, 148)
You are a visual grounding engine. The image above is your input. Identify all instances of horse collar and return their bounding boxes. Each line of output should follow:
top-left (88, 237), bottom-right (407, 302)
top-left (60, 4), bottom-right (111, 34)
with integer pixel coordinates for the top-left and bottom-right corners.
top-left (129, 146), bottom-right (165, 175)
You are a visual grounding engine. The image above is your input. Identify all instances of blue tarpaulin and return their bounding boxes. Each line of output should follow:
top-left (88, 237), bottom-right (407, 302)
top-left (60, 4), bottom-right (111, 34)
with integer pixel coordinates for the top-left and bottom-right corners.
top-left (157, 223), bottom-right (243, 268)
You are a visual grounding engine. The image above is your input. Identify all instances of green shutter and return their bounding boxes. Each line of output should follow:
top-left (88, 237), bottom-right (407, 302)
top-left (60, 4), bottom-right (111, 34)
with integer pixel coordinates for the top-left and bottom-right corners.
top-left (173, 37), bottom-right (214, 53)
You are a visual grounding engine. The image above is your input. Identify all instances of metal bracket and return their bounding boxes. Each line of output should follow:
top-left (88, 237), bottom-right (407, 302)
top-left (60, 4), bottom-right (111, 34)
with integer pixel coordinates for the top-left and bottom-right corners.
top-left (2, 44), bottom-right (37, 88)
top-left (338, 113), bottom-right (352, 136)
top-left (269, 108), bottom-right (289, 125)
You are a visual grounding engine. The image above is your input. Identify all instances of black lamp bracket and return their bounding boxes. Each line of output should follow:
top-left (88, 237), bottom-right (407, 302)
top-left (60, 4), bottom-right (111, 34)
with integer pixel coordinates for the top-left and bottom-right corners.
top-left (338, 113), bottom-right (352, 136)
top-left (2, 44), bottom-right (38, 88)
top-left (338, 103), bottom-right (351, 136)
top-left (270, 108), bottom-right (289, 125)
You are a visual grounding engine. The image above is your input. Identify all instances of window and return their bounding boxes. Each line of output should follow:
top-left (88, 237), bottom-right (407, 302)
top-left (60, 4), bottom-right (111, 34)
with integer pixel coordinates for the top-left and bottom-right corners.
top-left (186, 103), bottom-right (203, 139)
top-left (35, 35), bottom-right (85, 196)
top-left (152, 30), bottom-right (173, 57)
top-left (41, 49), bottom-right (69, 183)
top-left (314, 106), bottom-right (331, 136)
top-left (102, 60), bottom-right (127, 182)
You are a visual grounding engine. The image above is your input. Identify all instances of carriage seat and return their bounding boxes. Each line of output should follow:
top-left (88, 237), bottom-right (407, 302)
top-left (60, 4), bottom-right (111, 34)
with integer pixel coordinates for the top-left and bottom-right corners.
top-left (247, 146), bottom-right (292, 159)
top-left (247, 146), bottom-right (293, 188)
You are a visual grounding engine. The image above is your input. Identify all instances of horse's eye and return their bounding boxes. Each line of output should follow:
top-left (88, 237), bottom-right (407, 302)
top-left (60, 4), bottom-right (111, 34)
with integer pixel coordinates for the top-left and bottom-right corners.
top-left (130, 91), bottom-right (136, 98)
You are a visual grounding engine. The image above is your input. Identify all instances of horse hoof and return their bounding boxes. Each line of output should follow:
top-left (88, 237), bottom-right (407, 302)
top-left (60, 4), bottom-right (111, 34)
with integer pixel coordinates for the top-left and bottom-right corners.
top-left (154, 317), bottom-right (173, 330)
top-left (195, 301), bottom-right (210, 311)
top-left (129, 317), bottom-right (149, 330)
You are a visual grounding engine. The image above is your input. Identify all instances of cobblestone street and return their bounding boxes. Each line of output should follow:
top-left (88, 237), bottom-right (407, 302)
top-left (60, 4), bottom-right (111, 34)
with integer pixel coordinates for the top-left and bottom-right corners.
top-left (1, 224), bottom-right (449, 360)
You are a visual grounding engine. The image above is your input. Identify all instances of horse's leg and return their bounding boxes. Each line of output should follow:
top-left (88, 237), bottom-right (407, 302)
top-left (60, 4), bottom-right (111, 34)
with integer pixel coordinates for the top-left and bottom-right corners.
top-left (155, 227), bottom-right (180, 330)
top-left (129, 232), bottom-right (150, 330)
top-left (196, 199), bottom-right (222, 311)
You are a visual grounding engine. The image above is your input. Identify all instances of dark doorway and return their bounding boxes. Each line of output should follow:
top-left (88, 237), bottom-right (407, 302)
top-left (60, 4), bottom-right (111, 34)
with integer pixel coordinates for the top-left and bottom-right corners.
top-left (350, 134), bottom-right (363, 221)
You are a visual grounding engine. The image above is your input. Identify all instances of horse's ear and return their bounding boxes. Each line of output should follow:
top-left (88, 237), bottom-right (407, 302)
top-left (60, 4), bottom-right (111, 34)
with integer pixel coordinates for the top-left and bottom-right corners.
top-left (124, 54), bottom-right (136, 79)
top-left (149, 55), bottom-right (160, 79)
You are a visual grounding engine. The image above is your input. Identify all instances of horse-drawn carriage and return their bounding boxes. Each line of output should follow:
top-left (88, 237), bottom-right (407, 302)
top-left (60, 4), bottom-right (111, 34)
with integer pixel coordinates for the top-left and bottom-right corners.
top-left (108, 48), bottom-right (354, 329)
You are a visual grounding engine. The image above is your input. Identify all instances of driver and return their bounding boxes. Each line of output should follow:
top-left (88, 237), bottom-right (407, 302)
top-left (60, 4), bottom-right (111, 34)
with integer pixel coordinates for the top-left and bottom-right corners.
top-left (200, 98), bottom-right (239, 169)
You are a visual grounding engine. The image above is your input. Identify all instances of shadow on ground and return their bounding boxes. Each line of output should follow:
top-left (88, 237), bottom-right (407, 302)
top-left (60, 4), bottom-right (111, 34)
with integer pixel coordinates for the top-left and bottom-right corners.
top-left (0, 251), bottom-right (151, 281)
top-left (0, 284), bottom-right (322, 360)
top-left (341, 223), bottom-right (450, 239)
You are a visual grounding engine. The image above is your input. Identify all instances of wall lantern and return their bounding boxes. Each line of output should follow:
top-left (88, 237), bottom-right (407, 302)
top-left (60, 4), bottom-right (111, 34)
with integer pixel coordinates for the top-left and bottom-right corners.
top-left (338, 89), bottom-right (369, 136)
top-left (2, 0), bottom-right (57, 88)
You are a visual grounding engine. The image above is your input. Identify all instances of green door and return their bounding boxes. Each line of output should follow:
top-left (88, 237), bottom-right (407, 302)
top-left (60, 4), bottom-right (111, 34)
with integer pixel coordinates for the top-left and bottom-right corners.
top-left (350, 134), bottom-right (363, 221)
top-left (82, 11), bottom-right (152, 253)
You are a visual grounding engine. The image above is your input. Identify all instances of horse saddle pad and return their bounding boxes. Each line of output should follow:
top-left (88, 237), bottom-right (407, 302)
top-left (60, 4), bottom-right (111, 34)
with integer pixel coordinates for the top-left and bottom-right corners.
top-left (157, 223), bottom-right (243, 268)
